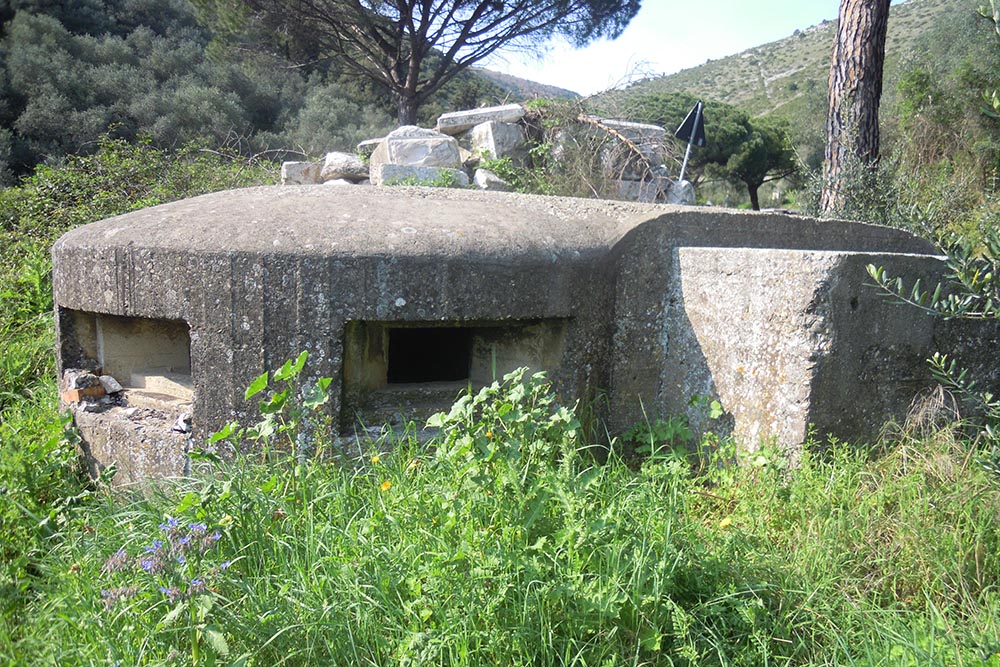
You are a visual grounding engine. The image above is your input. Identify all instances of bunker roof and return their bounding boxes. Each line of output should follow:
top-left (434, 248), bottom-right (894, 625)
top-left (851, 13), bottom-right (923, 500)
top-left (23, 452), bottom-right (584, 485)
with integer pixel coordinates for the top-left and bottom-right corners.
top-left (53, 186), bottom-right (935, 262)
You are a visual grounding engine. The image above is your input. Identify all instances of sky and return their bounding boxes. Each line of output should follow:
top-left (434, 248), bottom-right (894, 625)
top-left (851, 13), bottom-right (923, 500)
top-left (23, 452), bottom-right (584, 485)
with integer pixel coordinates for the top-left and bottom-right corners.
top-left (483, 0), bottom-right (903, 96)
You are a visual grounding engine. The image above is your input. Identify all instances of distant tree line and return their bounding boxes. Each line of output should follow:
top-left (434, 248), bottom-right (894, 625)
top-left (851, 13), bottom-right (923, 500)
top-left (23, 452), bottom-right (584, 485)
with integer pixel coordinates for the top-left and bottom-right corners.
top-left (0, 0), bottom-right (514, 185)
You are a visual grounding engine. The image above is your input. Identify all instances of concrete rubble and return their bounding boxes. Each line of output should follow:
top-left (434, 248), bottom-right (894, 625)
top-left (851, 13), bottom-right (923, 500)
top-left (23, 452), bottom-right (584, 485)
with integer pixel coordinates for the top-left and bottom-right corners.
top-left (279, 102), bottom-right (683, 203)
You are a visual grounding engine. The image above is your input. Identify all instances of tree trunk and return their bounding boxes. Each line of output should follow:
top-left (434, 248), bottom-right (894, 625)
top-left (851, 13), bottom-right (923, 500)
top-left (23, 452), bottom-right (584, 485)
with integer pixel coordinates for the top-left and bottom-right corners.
top-left (748, 183), bottom-right (761, 211)
top-left (820, 0), bottom-right (890, 214)
top-left (396, 95), bottom-right (418, 126)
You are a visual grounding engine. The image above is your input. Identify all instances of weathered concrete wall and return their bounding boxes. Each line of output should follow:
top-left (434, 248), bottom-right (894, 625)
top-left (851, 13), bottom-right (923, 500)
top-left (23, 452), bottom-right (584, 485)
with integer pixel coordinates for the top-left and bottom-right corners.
top-left (50, 186), bottom-right (998, 481)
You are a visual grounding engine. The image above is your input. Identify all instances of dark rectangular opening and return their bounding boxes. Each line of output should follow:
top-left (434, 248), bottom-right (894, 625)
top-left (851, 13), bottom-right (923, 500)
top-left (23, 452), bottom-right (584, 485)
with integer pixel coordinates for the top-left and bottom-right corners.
top-left (387, 327), bottom-right (472, 383)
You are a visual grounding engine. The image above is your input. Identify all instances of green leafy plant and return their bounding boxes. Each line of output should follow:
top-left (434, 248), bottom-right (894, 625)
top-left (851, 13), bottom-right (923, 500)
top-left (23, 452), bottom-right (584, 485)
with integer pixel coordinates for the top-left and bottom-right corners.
top-left (383, 169), bottom-right (465, 188)
top-left (868, 227), bottom-right (1000, 475)
top-left (98, 518), bottom-right (234, 666)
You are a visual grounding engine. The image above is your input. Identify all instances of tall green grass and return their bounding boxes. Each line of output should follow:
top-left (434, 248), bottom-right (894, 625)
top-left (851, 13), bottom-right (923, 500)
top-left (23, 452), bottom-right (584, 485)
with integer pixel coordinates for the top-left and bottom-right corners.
top-left (3, 365), bottom-right (1000, 666)
top-left (0, 137), bottom-right (277, 656)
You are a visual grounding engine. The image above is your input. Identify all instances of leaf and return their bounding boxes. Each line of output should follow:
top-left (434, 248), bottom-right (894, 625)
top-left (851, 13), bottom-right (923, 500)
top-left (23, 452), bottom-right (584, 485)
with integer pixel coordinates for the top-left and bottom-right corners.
top-left (244, 372), bottom-right (269, 400)
top-left (426, 412), bottom-right (446, 428)
top-left (203, 625), bottom-right (230, 656)
top-left (247, 416), bottom-right (276, 441)
top-left (274, 351), bottom-right (308, 382)
top-left (160, 601), bottom-right (185, 627)
top-left (302, 377), bottom-right (332, 409)
top-left (638, 626), bottom-right (662, 652)
top-left (188, 448), bottom-right (222, 463)
top-left (207, 421), bottom-right (238, 445)
top-left (259, 389), bottom-right (289, 415)
top-left (175, 492), bottom-right (200, 514)
top-left (260, 474), bottom-right (278, 494)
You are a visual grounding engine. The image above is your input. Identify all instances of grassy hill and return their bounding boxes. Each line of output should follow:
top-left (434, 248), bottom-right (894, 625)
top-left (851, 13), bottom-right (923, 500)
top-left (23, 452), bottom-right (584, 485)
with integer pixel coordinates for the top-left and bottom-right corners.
top-left (472, 67), bottom-right (580, 101)
top-left (598, 0), bottom-right (986, 183)
top-left (619, 0), bottom-right (964, 117)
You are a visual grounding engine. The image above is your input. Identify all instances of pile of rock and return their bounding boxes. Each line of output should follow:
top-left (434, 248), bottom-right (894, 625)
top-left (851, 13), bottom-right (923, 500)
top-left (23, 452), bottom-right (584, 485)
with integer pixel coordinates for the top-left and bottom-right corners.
top-left (281, 102), bottom-right (693, 204)
top-left (61, 368), bottom-right (124, 411)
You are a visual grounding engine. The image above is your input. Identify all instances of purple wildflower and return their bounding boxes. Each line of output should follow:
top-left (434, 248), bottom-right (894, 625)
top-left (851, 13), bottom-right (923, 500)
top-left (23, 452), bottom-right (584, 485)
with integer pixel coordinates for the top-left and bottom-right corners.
top-left (189, 578), bottom-right (206, 594)
top-left (159, 586), bottom-right (181, 603)
top-left (145, 540), bottom-right (163, 553)
top-left (189, 523), bottom-right (207, 533)
top-left (101, 549), bottom-right (129, 574)
top-left (100, 586), bottom-right (139, 609)
top-left (160, 518), bottom-right (179, 531)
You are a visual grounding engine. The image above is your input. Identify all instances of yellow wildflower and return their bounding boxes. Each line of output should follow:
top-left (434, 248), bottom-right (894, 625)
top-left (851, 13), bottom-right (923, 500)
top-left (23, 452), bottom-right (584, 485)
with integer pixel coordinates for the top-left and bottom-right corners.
top-left (371, 455), bottom-right (381, 464)
top-left (380, 480), bottom-right (392, 492)
top-left (718, 516), bottom-right (733, 529)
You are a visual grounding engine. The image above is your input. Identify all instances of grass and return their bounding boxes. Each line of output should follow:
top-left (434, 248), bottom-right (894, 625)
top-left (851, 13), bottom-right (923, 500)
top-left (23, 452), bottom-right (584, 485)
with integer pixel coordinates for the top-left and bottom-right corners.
top-left (2, 363), bottom-right (1000, 666)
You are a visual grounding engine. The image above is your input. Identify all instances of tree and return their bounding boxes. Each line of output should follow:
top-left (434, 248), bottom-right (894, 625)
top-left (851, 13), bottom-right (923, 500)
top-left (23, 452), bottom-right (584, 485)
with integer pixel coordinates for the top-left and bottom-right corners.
top-left (620, 92), bottom-right (757, 187)
top-left (619, 92), bottom-right (797, 208)
top-left (225, 0), bottom-right (641, 125)
top-left (720, 116), bottom-right (798, 210)
top-left (820, 0), bottom-right (891, 214)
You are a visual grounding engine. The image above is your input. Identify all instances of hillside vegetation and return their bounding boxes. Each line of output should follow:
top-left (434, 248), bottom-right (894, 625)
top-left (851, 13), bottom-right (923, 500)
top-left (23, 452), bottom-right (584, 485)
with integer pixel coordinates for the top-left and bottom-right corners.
top-left (619, 0), bottom-right (956, 118)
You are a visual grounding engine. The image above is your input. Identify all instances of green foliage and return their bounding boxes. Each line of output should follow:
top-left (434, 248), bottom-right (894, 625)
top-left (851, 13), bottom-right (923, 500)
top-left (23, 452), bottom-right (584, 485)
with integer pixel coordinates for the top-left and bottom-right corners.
top-left (383, 169), bottom-right (466, 188)
top-left (5, 356), bottom-right (1000, 664)
top-left (271, 80), bottom-right (394, 155)
top-left (868, 227), bottom-right (1000, 470)
top-left (715, 115), bottom-right (799, 210)
top-left (479, 146), bottom-right (556, 196)
top-left (0, 135), bottom-right (274, 651)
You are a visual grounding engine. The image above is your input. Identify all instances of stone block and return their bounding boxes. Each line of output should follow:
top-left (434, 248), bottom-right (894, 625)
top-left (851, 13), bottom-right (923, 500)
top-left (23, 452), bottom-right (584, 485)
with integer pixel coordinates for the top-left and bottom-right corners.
top-left (470, 121), bottom-right (526, 162)
top-left (281, 161), bottom-right (321, 185)
top-left (369, 126), bottom-right (462, 170)
top-left (666, 180), bottom-right (695, 205)
top-left (436, 103), bottom-right (525, 135)
top-left (473, 169), bottom-right (512, 192)
top-left (373, 164), bottom-right (469, 187)
top-left (320, 151), bottom-right (369, 182)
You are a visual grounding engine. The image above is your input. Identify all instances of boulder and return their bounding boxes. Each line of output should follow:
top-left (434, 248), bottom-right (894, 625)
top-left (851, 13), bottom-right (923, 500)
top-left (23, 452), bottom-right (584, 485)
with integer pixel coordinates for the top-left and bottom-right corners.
top-left (369, 126), bottom-right (462, 171)
top-left (99, 374), bottom-right (125, 394)
top-left (320, 151), bottom-right (369, 182)
top-left (620, 178), bottom-right (670, 203)
top-left (436, 103), bottom-right (525, 135)
top-left (281, 161), bottom-right (322, 185)
top-left (372, 164), bottom-right (469, 188)
top-left (356, 138), bottom-right (382, 159)
top-left (473, 169), bottom-right (512, 192)
top-left (471, 121), bottom-right (527, 162)
top-left (666, 180), bottom-right (695, 205)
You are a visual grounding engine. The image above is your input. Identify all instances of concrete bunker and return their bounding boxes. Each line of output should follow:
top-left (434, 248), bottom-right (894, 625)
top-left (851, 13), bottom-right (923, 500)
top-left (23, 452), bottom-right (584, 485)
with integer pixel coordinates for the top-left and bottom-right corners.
top-left (51, 186), bottom-right (1000, 483)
